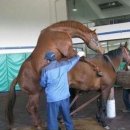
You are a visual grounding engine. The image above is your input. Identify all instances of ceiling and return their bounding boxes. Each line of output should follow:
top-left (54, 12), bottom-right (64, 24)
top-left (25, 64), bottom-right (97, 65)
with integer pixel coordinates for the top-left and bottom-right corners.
top-left (67, 0), bottom-right (130, 23)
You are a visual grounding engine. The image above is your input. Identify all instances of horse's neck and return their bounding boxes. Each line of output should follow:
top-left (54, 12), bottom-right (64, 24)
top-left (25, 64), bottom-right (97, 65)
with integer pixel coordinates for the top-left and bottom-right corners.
top-left (89, 55), bottom-right (122, 67)
top-left (47, 23), bottom-right (91, 43)
top-left (112, 57), bottom-right (122, 67)
top-left (107, 56), bottom-right (122, 71)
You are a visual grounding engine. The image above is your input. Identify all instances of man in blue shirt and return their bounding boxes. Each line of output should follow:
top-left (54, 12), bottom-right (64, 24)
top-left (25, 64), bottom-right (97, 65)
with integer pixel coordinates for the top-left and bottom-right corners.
top-left (40, 51), bottom-right (80, 130)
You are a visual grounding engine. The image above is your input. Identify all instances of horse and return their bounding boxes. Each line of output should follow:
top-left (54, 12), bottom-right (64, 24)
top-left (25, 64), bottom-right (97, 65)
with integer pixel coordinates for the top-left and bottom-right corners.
top-left (68, 42), bottom-right (130, 128)
top-left (6, 20), bottom-right (105, 130)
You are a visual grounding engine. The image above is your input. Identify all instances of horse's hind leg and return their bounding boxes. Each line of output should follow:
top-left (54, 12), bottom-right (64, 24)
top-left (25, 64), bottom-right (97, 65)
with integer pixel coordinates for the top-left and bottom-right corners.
top-left (18, 60), bottom-right (44, 129)
top-left (26, 92), bottom-right (43, 130)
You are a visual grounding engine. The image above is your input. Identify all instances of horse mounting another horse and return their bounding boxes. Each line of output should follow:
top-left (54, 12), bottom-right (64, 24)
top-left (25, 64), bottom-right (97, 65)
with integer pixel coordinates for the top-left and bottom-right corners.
top-left (6, 20), bottom-right (105, 130)
top-left (69, 42), bottom-right (130, 128)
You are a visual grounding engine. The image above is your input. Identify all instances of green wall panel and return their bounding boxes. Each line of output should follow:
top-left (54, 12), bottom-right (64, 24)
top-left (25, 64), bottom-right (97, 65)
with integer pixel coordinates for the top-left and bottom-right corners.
top-left (0, 52), bottom-right (126, 92)
top-left (0, 53), bottom-right (30, 92)
top-left (0, 54), bottom-right (8, 92)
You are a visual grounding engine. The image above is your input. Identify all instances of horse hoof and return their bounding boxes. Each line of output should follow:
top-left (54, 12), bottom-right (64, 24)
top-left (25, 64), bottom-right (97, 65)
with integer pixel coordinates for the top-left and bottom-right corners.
top-left (36, 126), bottom-right (44, 130)
top-left (104, 125), bottom-right (110, 130)
top-left (96, 115), bottom-right (101, 123)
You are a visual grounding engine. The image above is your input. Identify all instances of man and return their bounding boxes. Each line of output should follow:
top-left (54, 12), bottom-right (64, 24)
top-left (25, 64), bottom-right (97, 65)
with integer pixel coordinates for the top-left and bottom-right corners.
top-left (122, 63), bottom-right (130, 112)
top-left (40, 51), bottom-right (80, 130)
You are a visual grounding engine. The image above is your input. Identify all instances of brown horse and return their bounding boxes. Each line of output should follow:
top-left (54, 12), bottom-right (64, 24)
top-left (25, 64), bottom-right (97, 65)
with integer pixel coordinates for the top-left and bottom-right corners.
top-left (6, 20), bottom-right (104, 130)
top-left (68, 42), bottom-right (130, 128)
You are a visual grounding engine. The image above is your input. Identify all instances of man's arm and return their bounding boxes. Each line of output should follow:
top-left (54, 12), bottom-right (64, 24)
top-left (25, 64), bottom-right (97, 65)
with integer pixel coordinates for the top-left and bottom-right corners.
top-left (67, 55), bottom-right (80, 71)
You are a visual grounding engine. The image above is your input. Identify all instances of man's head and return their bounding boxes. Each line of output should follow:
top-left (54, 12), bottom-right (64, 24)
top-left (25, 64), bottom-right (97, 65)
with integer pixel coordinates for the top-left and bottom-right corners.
top-left (44, 51), bottom-right (56, 61)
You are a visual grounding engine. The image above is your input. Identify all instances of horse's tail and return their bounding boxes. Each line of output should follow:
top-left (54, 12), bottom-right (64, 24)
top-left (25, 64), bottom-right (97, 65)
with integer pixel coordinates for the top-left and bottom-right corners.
top-left (6, 77), bottom-right (18, 129)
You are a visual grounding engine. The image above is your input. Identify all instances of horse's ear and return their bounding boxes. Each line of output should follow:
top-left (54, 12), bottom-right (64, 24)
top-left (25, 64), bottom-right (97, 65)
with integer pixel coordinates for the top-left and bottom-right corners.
top-left (93, 29), bottom-right (96, 32)
top-left (124, 42), bottom-right (128, 48)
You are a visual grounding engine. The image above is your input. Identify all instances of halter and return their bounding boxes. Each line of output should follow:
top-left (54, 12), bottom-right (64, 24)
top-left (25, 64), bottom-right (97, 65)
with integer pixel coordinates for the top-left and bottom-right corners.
top-left (122, 47), bottom-right (130, 62)
top-left (89, 32), bottom-right (99, 47)
top-left (90, 33), bottom-right (100, 47)
top-left (90, 37), bottom-right (100, 47)
top-left (104, 55), bottom-right (117, 73)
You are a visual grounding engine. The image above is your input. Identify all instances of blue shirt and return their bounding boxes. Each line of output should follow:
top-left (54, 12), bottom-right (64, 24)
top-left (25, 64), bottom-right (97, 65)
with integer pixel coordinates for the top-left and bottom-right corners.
top-left (40, 56), bottom-right (80, 102)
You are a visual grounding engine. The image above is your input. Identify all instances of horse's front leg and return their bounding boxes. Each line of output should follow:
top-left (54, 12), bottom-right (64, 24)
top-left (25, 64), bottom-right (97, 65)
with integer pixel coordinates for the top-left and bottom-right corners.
top-left (96, 87), bottom-right (111, 129)
top-left (96, 96), bottom-right (107, 127)
top-left (26, 92), bottom-right (44, 130)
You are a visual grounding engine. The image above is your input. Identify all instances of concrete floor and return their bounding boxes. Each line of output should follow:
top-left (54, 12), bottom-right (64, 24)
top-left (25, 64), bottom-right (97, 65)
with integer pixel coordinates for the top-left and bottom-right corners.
top-left (0, 87), bottom-right (130, 130)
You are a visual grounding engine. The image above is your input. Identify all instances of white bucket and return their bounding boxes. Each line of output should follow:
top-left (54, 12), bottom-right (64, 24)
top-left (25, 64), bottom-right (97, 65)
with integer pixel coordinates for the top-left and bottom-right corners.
top-left (106, 99), bottom-right (116, 118)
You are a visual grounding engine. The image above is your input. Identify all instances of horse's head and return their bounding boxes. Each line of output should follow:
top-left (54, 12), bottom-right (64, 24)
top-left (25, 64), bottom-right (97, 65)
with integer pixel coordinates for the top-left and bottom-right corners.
top-left (88, 30), bottom-right (105, 54)
top-left (120, 42), bottom-right (130, 64)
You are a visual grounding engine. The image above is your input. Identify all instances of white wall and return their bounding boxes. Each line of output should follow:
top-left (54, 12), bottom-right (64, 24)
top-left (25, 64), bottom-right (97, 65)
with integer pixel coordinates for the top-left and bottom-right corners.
top-left (0, 0), bottom-right (67, 48)
top-left (93, 22), bottom-right (130, 41)
top-left (72, 22), bottom-right (130, 43)
top-left (1, 21), bottom-right (130, 54)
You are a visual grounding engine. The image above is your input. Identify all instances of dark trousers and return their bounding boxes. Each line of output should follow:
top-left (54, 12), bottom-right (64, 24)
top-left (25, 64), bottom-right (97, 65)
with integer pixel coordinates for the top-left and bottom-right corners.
top-left (123, 89), bottom-right (130, 110)
top-left (47, 98), bottom-right (74, 130)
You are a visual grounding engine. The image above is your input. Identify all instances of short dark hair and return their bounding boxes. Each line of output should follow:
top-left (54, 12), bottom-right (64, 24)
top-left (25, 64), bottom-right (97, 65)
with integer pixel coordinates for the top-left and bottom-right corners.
top-left (44, 51), bottom-right (56, 61)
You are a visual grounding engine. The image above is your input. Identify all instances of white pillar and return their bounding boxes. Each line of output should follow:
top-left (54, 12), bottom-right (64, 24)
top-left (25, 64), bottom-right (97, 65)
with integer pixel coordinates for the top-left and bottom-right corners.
top-left (107, 87), bottom-right (116, 118)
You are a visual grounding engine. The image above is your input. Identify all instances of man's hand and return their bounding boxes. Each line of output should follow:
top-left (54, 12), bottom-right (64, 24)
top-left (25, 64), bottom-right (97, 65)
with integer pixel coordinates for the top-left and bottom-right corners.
top-left (77, 51), bottom-right (85, 57)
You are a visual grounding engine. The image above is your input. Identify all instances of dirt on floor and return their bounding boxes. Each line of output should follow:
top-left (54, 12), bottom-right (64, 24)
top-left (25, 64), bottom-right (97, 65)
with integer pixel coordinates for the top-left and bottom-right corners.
top-left (63, 118), bottom-right (105, 130)
top-left (11, 118), bottom-right (105, 130)
top-left (0, 87), bottom-right (130, 130)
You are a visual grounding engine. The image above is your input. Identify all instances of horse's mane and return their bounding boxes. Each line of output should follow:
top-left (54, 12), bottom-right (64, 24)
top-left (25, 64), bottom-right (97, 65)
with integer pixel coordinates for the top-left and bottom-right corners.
top-left (104, 47), bottom-right (122, 61)
top-left (46, 20), bottom-right (92, 33)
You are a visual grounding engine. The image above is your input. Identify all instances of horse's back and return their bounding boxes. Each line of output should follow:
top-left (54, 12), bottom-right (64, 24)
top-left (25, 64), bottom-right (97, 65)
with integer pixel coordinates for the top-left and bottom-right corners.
top-left (69, 61), bottom-right (101, 90)
top-left (46, 20), bottom-right (90, 33)
top-left (68, 55), bottom-right (117, 91)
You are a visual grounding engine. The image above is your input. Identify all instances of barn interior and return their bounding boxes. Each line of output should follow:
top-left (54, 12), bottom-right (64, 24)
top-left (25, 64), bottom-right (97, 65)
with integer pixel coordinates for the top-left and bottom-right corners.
top-left (0, 0), bottom-right (130, 130)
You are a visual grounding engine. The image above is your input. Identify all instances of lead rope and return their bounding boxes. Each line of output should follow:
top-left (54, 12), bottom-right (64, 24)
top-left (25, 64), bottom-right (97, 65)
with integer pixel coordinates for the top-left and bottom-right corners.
top-left (104, 55), bottom-right (117, 73)
top-left (80, 57), bottom-right (101, 73)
